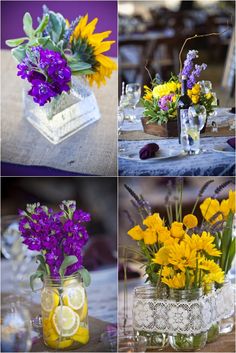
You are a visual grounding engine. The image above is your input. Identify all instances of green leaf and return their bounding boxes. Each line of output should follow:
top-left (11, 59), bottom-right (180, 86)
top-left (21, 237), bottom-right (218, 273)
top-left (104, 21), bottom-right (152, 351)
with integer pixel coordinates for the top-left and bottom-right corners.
top-left (23, 12), bottom-right (34, 37)
top-left (11, 45), bottom-right (26, 62)
top-left (59, 255), bottom-right (78, 277)
top-left (226, 237), bottom-right (236, 274)
top-left (78, 267), bottom-right (91, 287)
top-left (220, 211), bottom-right (234, 271)
top-left (30, 270), bottom-right (44, 291)
top-left (36, 254), bottom-right (49, 274)
top-left (5, 37), bottom-right (28, 47)
top-left (72, 69), bottom-right (94, 75)
top-left (38, 37), bottom-right (61, 52)
top-left (35, 14), bottom-right (49, 36)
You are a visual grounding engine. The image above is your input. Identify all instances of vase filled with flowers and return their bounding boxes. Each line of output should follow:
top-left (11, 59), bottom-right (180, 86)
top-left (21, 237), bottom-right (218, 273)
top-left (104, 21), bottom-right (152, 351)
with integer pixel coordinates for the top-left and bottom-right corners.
top-left (18, 200), bottom-right (91, 350)
top-left (142, 50), bottom-right (215, 137)
top-left (6, 6), bottom-right (117, 144)
top-left (124, 180), bottom-right (235, 352)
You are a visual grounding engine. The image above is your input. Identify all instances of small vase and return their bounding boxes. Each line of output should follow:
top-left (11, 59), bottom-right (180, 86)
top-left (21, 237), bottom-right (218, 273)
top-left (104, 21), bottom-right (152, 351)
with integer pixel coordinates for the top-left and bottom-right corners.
top-left (23, 76), bottom-right (100, 144)
top-left (169, 288), bottom-right (207, 352)
top-left (41, 273), bottom-right (89, 350)
top-left (133, 285), bottom-right (169, 351)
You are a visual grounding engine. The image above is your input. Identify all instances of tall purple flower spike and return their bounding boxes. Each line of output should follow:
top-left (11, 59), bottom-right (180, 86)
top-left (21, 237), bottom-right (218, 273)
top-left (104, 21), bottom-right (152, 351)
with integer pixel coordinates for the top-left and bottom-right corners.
top-left (181, 50), bottom-right (207, 89)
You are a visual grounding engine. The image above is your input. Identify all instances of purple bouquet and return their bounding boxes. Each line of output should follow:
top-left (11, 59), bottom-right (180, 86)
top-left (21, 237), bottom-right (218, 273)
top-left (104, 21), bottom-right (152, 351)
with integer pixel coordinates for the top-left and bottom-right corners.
top-left (17, 47), bottom-right (71, 106)
top-left (18, 200), bottom-right (91, 287)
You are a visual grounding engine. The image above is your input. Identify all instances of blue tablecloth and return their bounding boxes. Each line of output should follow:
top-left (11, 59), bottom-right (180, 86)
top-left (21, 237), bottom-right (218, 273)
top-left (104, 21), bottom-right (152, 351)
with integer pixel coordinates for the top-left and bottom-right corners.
top-left (119, 136), bottom-right (235, 176)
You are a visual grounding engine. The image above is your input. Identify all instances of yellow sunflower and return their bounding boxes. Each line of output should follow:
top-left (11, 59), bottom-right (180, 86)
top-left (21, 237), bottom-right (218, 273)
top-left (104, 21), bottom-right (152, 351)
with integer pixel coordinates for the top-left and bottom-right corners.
top-left (71, 14), bottom-right (117, 86)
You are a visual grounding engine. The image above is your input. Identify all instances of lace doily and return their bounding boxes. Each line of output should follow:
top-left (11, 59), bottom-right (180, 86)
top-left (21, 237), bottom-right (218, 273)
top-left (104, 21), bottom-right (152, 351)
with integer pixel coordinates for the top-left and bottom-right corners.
top-left (133, 283), bottom-right (234, 335)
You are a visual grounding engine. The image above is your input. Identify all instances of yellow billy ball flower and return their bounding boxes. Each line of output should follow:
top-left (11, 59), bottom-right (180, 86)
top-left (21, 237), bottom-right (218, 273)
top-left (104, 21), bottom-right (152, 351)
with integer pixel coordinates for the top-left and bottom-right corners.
top-left (153, 247), bottom-right (170, 266)
top-left (143, 229), bottom-right (157, 245)
top-left (183, 214), bottom-right (198, 229)
top-left (170, 222), bottom-right (185, 238)
top-left (228, 190), bottom-right (236, 213)
top-left (143, 213), bottom-right (163, 231)
top-left (127, 225), bottom-right (143, 241)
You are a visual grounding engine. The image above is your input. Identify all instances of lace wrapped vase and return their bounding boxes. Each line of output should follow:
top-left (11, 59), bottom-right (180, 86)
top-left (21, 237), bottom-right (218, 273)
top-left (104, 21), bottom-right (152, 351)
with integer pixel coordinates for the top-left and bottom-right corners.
top-left (23, 76), bottom-right (100, 144)
top-left (133, 285), bottom-right (169, 351)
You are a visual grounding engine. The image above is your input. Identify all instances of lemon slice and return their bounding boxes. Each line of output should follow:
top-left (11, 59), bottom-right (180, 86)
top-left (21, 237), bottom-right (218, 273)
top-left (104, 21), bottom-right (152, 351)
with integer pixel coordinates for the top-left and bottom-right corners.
top-left (41, 289), bottom-right (59, 312)
top-left (63, 285), bottom-right (85, 310)
top-left (53, 306), bottom-right (80, 337)
top-left (187, 129), bottom-right (199, 141)
top-left (79, 299), bottom-right (88, 321)
top-left (72, 326), bottom-right (89, 344)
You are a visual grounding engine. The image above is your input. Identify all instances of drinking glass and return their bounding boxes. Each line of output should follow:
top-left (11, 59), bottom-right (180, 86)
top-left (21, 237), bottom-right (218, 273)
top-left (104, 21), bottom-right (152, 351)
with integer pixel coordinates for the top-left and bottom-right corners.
top-left (1, 302), bottom-right (32, 352)
top-left (198, 80), bottom-right (212, 93)
top-left (125, 83), bottom-right (141, 121)
top-left (181, 105), bottom-right (206, 155)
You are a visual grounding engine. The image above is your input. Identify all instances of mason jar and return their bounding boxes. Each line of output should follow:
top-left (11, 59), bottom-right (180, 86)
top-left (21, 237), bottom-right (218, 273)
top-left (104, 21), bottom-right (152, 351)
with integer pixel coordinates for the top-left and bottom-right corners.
top-left (133, 285), bottom-right (169, 351)
top-left (204, 283), bottom-right (219, 343)
top-left (169, 288), bottom-right (207, 352)
top-left (219, 279), bottom-right (235, 335)
top-left (41, 273), bottom-right (89, 350)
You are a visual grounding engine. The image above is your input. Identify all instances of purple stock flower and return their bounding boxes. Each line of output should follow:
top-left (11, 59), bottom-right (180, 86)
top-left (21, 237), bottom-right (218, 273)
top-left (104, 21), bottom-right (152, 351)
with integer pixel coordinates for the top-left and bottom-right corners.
top-left (158, 94), bottom-right (174, 111)
top-left (17, 46), bottom-right (71, 106)
top-left (181, 50), bottom-right (207, 89)
top-left (18, 201), bottom-right (91, 278)
top-left (188, 63), bottom-right (207, 89)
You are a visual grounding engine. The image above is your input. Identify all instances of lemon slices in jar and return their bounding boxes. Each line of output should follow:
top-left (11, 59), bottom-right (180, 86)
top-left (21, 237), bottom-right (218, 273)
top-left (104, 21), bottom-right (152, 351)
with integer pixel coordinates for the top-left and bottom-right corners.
top-left (63, 285), bottom-right (85, 310)
top-left (52, 306), bottom-right (80, 337)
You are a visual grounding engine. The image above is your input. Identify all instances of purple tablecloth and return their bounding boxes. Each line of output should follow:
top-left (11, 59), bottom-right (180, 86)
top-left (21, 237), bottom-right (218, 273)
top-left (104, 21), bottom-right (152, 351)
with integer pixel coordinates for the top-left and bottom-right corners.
top-left (1, 162), bottom-right (94, 176)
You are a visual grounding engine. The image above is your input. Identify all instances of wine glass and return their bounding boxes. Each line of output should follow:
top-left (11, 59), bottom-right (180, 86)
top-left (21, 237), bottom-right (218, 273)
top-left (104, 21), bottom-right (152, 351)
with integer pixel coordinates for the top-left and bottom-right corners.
top-left (198, 80), bottom-right (212, 94)
top-left (118, 107), bottom-right (125, 152)
top-left (125, 83), bottom-right (141, 121)
top-left (1, 301), bottom-right (32, 352)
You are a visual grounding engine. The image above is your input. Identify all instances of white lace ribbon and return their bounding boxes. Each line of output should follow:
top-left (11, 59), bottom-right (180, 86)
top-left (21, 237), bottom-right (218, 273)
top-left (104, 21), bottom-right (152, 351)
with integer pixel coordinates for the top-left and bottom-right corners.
top-left (133, 283), bottom-right (234, 335)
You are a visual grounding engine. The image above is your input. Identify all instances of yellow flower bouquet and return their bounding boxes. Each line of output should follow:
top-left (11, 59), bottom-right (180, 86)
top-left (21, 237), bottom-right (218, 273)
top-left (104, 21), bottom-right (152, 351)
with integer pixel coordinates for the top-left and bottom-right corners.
top-left (125, 180), bottom-right (235, 351)
top-left (142, 50), bottom-right (215, 131)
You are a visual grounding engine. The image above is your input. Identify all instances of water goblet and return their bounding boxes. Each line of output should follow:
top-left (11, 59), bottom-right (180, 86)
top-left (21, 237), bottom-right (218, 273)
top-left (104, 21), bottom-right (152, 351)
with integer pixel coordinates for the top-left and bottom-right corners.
top-left (125, 83), bottom-right (141, 121)
top-left (1, 302), bottom-right (32, 352)
top-left (198, 80), bottom-right (212, 93)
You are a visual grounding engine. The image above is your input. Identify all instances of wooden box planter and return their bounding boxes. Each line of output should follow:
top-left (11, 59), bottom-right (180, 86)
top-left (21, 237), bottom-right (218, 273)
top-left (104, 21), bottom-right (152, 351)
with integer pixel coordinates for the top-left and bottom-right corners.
top-left (141, 117), bottom-right (178, 137)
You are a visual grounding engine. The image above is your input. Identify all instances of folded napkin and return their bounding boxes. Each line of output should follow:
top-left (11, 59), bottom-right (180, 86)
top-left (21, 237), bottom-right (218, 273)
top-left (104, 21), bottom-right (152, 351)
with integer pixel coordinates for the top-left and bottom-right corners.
top-left (229, 107), bottom-right (235, 114)
top-left (227, 137), bottom-right (235, 149)
top-left (139, 143), bottom-right (159, 160)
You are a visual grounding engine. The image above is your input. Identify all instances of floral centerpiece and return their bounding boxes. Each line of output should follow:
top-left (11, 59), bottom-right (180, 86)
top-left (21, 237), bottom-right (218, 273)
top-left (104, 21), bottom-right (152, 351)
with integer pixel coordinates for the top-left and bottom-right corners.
top-left (18, 200), bottom-right (91, 350)
top-left (124, 181), bottom-right (235, 351)
top-left (142, 50), bottom-right (215, 136)
top-left (6, 5), bottom-right (117, 144)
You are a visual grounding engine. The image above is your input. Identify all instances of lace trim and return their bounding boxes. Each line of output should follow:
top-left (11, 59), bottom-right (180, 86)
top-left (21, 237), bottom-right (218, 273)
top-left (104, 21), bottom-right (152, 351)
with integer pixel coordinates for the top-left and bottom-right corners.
top-left (133, 283), bottom-right (234, 335)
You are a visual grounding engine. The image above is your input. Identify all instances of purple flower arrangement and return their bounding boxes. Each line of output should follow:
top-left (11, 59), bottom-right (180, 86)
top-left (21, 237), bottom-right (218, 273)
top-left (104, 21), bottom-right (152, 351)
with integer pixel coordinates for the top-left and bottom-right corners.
top-left (18, 200), bottom-right (91, 281)
top-left (17, 47), bottom-right (71, 106)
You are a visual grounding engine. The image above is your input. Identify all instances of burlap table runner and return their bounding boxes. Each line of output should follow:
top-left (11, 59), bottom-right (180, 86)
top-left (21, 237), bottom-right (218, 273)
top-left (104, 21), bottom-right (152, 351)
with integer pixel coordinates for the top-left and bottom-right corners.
top-left (119, 126), bottom-right (235, 141)
top-left (1, 50), bottom-right (117, 176)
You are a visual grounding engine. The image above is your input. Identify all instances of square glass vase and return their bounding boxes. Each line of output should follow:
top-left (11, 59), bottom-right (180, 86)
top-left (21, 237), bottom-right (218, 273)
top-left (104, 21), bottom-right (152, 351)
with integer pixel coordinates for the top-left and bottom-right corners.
top-left (23, 76), bottom-right (100, 144)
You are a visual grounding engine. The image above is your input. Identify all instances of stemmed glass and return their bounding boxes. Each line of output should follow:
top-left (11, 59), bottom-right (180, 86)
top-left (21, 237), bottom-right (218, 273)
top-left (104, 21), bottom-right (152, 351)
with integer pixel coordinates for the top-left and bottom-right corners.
top-left (1, 301), bottom-right (32, 352)
top-left (118, 107), bottom-right (125, 152)
top-left (125, 83), bottom-right (141, 121)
